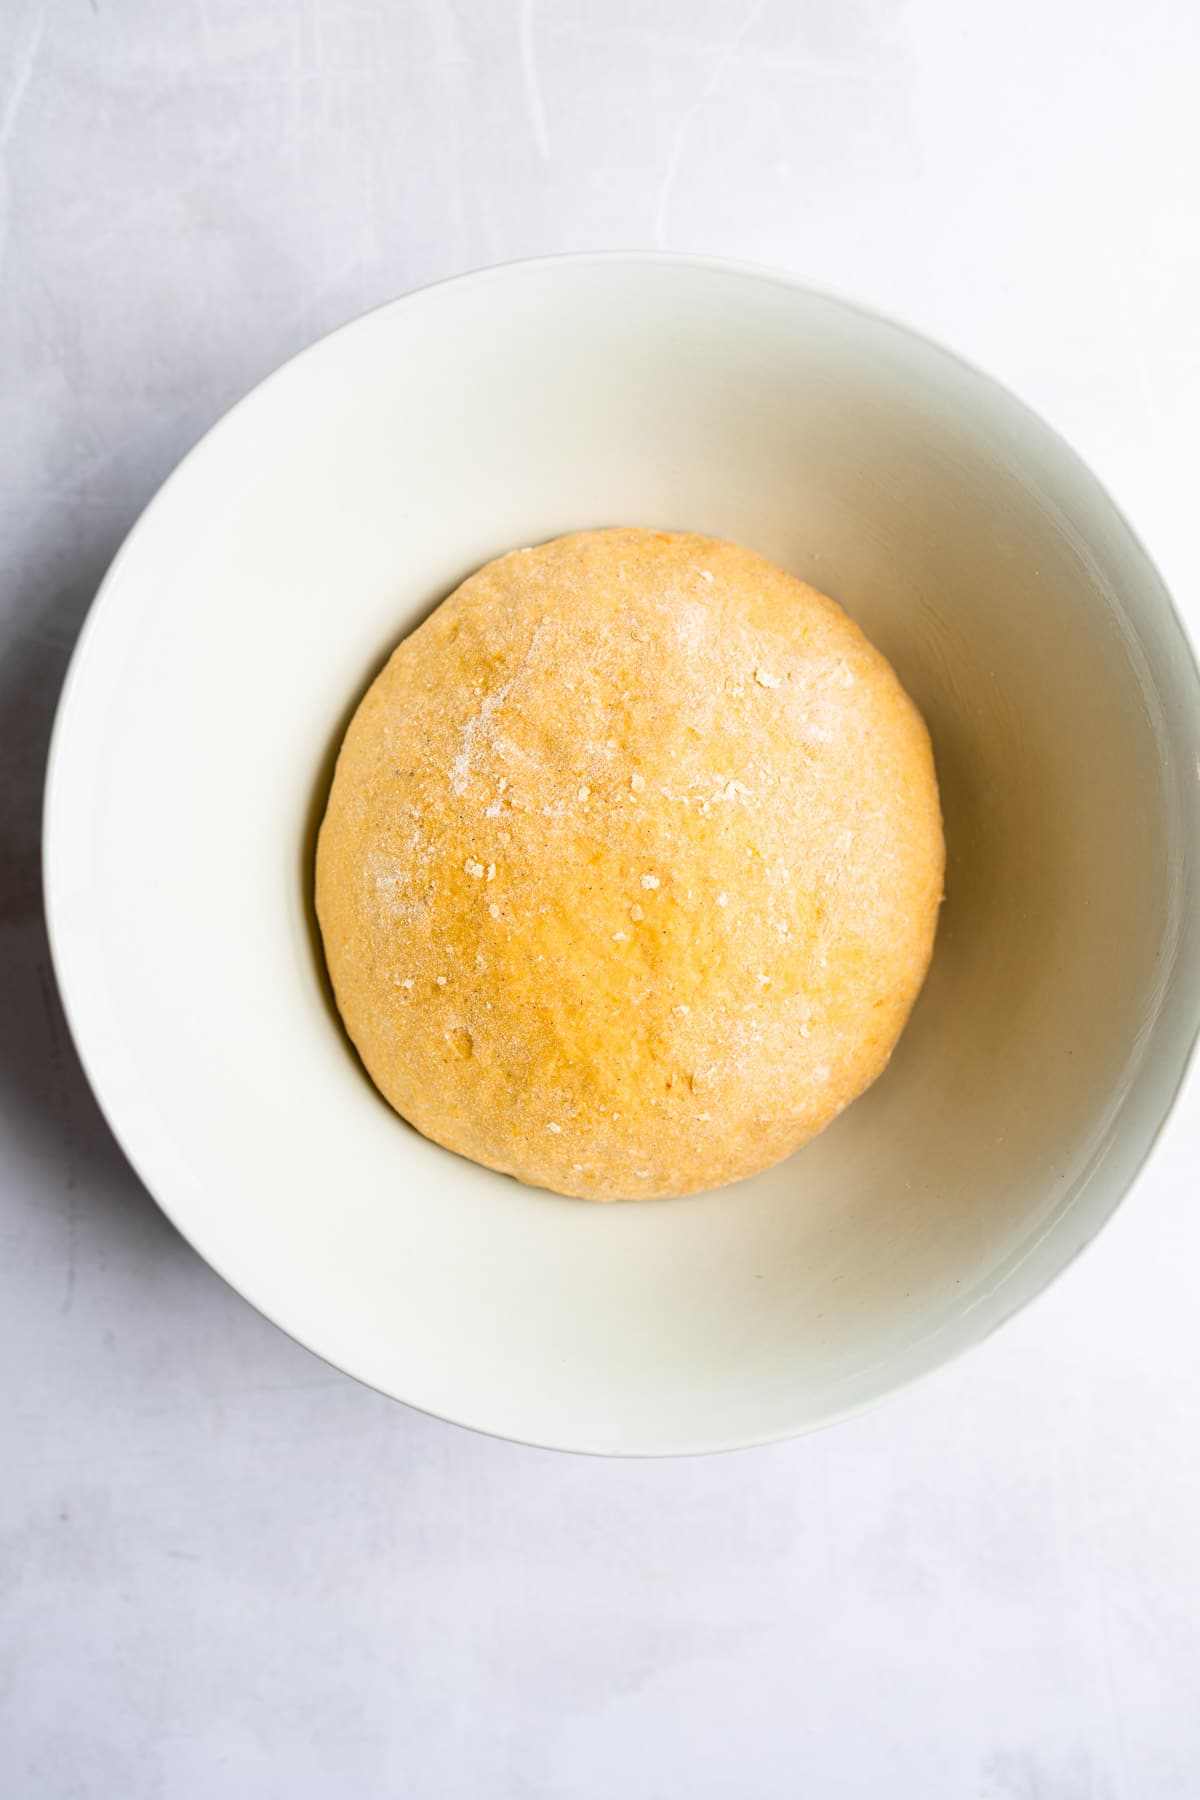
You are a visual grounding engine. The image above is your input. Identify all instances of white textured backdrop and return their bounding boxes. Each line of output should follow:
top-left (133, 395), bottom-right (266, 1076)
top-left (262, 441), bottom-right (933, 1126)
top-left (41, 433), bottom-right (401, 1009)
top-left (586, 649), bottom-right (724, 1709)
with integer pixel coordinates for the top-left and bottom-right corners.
top-left (2, 3), bottom-right (1199, 1795)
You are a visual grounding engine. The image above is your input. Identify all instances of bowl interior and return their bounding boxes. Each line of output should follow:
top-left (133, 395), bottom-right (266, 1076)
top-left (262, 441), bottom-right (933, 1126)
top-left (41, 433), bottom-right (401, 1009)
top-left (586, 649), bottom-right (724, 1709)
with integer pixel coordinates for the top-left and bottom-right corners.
top-left (45, 259), bottom-right (1200, 1453)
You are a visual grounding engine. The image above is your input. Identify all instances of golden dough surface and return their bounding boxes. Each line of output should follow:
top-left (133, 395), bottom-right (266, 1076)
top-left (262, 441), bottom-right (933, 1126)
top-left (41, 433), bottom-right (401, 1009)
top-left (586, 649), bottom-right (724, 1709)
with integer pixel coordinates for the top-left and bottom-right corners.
top-left (316, 529), bottom-right (943, 1200)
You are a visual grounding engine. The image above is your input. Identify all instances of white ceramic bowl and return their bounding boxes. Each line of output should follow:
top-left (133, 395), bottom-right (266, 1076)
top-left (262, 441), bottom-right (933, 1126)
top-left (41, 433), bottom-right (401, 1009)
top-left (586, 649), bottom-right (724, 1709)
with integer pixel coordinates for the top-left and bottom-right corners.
top-left (45, 256), bottom-right (1200, 1454)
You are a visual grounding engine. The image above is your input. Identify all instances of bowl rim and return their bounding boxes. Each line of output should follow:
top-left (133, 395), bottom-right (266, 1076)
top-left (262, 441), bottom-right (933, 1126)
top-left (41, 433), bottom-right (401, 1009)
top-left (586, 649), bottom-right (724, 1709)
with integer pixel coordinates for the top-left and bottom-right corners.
top-left (42, 250), bottom-right (1200, 1456)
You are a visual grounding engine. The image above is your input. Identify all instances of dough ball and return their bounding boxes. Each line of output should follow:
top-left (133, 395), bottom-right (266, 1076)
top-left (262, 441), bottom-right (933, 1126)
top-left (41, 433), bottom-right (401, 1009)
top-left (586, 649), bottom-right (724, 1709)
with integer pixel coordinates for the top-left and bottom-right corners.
top-left (316, 528), bottom-right (943, 1200)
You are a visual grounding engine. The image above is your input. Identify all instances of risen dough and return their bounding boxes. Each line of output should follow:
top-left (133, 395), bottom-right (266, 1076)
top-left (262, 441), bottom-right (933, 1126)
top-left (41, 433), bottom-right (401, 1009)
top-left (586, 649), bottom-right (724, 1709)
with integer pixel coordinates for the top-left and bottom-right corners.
top-left (316, 529), bottom-right (943, 1200)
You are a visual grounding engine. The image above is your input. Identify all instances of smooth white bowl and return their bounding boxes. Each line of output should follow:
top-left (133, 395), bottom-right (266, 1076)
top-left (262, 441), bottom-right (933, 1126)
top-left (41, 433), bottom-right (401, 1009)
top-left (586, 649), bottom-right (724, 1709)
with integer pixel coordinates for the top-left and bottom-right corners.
top-left (45, 256), bottom-right (1200, 1455)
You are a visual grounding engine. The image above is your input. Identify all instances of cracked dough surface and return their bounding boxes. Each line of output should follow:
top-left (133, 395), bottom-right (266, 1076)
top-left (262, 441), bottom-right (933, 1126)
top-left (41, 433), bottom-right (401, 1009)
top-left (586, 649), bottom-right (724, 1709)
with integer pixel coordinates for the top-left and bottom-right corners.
top-left (316, 528), bottom-right (943, 1200)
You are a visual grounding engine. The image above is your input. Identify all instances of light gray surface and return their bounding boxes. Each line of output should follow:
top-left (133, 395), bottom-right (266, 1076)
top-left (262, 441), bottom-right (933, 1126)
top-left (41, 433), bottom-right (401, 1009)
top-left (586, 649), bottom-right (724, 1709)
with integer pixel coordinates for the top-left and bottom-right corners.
top-left (2, 2), bottom-right (1199, 1795)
